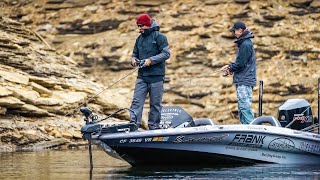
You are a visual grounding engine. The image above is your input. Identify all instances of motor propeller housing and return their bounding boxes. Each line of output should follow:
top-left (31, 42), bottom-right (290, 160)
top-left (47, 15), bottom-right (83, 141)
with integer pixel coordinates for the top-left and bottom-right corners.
top-left (80, 107), bottom-right (92, 118)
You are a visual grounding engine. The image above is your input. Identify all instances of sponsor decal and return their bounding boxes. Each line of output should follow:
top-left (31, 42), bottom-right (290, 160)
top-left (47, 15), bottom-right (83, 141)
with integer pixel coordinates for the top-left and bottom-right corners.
top-left (152, 136), bottom-right (169, 142)
top-left (268, 138), bottom-right (295, 152)
top-left (161, 108), bottom-right (182, 113)
top-left (159, 121), bottom-right (172, 129)
top-left (292, 114), bottom-right (312, 123)
top-left (299, 142), bottom-right (320, 154)
top-left (228, 134), bottom-right (266, 148)
top-left (160, 108), bottom-right (183, 128)
top-left (261, 152), bottom-right (286, 159)
top-left (225, 146), bottom-right (258, 152)
top-left (174, 134), bottom-right (229, 143)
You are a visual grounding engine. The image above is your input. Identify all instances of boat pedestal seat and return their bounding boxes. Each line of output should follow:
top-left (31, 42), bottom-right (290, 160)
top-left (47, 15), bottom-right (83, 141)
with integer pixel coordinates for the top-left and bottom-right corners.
top-left (250, 116), bottom-right (281, 127)
top-left (193, 118), bottom-right (215, 126)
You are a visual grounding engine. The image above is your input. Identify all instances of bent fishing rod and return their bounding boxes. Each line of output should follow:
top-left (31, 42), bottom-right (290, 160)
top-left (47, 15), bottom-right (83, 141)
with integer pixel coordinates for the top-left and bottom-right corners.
top-left (65, 66), bottom-right (224, 117)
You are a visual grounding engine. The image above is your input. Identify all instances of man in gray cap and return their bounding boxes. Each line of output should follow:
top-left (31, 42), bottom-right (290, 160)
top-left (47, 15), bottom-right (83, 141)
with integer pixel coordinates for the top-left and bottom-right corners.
top-left (220, 21), bottom-right (256, 124)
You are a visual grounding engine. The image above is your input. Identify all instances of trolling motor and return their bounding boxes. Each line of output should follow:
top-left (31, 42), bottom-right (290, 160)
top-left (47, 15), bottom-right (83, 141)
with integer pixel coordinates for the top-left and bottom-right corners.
top-left (80, 107), bottom-right (139, 140)
top-left (80, 107), bottom-right (93, 121)
top-left (80, 107), bottom-right (138, 174)
top-left (80, 107), bottom-right (96, 174)
top-left (80, 107), bottom-right (102, 140)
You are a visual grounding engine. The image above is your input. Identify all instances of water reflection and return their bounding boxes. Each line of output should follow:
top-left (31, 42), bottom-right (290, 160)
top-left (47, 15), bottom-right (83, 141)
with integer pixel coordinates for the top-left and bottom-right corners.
top-left (1, 149), bottom-right (320, 179)
top-left (0, 149), bottom-right (128, 180)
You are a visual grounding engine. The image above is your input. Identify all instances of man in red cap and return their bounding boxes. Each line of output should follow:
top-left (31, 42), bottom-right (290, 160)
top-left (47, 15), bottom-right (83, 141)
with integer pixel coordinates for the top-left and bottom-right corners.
top-left (129, 13), bottom-right (170, 130)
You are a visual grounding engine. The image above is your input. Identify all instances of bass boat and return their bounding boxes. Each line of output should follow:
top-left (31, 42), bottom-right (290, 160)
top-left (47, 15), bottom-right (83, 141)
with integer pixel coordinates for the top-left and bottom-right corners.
top-left (81, 96), bottom-right (320, 166)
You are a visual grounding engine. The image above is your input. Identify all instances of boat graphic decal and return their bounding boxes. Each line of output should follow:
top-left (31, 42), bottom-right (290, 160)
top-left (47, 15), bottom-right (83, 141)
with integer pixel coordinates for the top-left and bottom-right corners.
top-left (268, 138), bottom-right (295, 152)
top-left (299, 142), bottom-right (320, 154)
top-left (174, 134), bottom-right (229, 143)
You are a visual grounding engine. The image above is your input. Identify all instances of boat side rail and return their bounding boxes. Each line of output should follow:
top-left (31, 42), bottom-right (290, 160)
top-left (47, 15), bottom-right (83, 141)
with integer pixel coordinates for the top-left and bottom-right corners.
top-left (300, 123), bottom-right (320, 133)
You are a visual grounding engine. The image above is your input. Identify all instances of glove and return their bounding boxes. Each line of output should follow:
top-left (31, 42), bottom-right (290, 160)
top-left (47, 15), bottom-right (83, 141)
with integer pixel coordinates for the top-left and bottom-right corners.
top-left (131, 57), bottom-right (140, 67)
top-left (139, 59), bottom-right (152, 68)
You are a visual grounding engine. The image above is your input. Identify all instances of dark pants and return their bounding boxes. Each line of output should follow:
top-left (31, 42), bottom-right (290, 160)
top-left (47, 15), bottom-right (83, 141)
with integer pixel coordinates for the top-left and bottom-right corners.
top-left (130, 78), bottom-right (164, 130)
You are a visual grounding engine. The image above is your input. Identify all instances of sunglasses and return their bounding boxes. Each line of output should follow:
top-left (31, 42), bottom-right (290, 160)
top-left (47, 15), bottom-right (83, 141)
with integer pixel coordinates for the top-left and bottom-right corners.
top-left (137, 24), bottom-right (144, 28)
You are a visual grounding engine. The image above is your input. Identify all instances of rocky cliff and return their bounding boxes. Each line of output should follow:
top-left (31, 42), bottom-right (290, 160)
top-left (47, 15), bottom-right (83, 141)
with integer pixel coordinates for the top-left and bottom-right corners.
top-left (0, 17), bottom-right (131, 151)
top-left (0, 0), bottom-right (320, 151)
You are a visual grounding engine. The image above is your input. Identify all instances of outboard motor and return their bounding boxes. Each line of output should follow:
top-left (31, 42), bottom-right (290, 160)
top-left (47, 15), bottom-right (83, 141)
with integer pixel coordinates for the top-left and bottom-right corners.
top-left (160, 106), bottom-right (195, 129)
top-left (278, 99), bottom-right (313, 130)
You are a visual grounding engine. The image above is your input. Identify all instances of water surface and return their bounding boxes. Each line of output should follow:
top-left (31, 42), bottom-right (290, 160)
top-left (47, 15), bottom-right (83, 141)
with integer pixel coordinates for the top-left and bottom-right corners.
top-left (1, 149), bottom-right (320, 179)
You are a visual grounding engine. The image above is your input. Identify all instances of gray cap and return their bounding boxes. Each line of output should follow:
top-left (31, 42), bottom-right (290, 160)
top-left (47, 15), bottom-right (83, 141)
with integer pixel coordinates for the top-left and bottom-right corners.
top-left (229, 21), bottom-right (246, 32)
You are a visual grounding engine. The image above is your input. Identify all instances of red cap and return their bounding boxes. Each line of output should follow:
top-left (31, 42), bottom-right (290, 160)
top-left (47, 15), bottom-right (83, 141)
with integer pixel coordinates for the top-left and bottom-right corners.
top-left (136, 14), bottom-right (151, 27)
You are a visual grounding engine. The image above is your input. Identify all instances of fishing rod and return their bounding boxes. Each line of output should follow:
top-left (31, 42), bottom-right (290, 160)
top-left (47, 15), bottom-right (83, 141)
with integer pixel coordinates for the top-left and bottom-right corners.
top-left (64, 67), bottom-right (140, 117)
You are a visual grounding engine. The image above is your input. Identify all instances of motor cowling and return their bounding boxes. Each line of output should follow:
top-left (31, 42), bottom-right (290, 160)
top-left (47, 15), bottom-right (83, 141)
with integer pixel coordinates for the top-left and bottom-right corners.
top-left (160, 106), bottom-right (195, 129)
top-left (278, 99), bottom-right (313, 130)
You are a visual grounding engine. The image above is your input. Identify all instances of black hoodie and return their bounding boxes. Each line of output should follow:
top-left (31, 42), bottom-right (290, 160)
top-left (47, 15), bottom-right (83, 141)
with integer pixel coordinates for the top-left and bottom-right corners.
top-left (132, 19), bottom-right (170, 83)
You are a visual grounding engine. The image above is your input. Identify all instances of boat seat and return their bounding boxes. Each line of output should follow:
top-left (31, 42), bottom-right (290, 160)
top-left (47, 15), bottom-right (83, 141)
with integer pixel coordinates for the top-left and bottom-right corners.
top-left (193, 118), bottom-right (215, 126)
top-left (250, 116), bottom-right (281, 127)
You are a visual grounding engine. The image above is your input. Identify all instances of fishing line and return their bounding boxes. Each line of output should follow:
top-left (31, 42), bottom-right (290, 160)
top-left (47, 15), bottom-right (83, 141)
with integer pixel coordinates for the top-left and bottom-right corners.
top-left (168, 68), bottom-right (222, 90)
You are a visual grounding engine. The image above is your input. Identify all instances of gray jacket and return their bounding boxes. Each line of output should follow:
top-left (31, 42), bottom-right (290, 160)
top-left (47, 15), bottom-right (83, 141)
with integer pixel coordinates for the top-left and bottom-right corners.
top-left (132, 20), bottom-right (170, 82)
top-left (229, 30), bottom-right (256, 87)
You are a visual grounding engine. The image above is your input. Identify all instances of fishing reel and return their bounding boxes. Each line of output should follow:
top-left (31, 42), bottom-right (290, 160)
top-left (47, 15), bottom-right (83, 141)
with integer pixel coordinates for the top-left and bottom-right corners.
top-left (80, 107), bottom-right (100, 124)
top-left (133, 58), bottom-right (147, 68)
top-left (138, 59), bottom-right (146, 68)
top-left (134, 59), bottom-right (146, 68)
